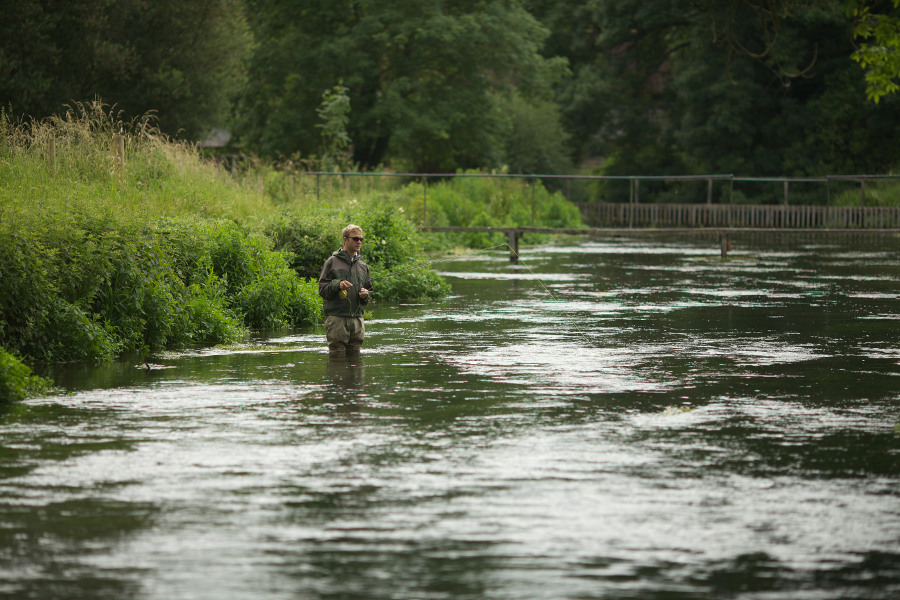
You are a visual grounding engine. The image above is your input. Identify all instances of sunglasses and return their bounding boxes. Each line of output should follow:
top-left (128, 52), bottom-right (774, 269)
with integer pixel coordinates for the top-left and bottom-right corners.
top-left (347, 236), bottom-right (364, 242)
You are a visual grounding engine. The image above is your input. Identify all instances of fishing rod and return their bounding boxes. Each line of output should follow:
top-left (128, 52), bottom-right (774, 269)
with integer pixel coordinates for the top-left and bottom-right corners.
top-left (368, 242), bottom-right (600, 348)
top-left (369, 243), bottom-right (511, 282)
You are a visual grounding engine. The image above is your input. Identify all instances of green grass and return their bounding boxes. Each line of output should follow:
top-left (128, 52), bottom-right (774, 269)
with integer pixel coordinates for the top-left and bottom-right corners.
top-left (1, 102), bottom-right (584, 388)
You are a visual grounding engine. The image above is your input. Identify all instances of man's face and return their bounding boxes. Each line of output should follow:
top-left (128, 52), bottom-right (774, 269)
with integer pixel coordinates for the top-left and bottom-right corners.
top-left (343, 231), bottom-right (364, 255)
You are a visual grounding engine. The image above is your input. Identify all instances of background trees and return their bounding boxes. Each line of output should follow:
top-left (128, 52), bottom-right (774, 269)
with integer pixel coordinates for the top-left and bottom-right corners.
top-left (527, 0), bottom-right (900, 178)
top-left (2, 0), bottom-right (899, 178)
top-left (0, 0), bottom-right (250, 140)
top-left (235, 0), bottom-right (571, 173)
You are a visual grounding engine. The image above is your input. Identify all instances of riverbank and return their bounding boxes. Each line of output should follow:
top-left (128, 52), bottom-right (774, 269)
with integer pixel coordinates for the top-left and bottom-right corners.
top-left (0, 103), bottom-right (582, 399)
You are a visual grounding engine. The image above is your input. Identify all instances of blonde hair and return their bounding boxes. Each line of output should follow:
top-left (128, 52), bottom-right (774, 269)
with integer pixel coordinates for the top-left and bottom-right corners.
top-left (342, 224), bottom-right (363, 239)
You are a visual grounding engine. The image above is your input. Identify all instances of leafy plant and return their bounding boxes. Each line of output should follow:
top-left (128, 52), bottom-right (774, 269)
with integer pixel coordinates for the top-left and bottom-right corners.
top-left (0, 348), bottom-right (52, 404)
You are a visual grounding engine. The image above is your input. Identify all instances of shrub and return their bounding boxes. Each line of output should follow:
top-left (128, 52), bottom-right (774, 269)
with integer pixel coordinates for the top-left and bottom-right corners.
top-left (0, 348), bottom-right (52, 404)
top-left (0, 230), bottom-right (55, 355)
top-left (260, 210), bottom-right (342, 278)
top-left (355, 201), bottom-right (422, 270)
top-left (371, 265), bottom-right (451, 300)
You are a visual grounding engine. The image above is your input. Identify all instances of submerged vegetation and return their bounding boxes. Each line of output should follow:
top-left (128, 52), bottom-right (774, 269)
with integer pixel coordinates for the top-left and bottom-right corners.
top-left (0, 102), bottom-right (582, 388)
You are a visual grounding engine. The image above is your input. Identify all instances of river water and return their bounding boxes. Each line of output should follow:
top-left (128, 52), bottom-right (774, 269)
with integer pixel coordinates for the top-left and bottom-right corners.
top-left (1, 234), bottom-right (899, 600)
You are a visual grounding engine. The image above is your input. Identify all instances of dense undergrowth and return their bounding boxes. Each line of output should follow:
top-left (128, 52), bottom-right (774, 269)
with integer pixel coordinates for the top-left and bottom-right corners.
top-left (1, 102), bottom-right (583, 400)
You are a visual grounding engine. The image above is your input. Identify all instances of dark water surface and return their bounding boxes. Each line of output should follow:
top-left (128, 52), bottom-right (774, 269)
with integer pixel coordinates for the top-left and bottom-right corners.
top-left (2, 234), bottom-right (899, 599)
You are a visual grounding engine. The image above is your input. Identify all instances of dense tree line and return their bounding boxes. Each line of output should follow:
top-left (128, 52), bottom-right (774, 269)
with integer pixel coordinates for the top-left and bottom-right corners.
top-left (1, 0), bottom-right (250, 139)
top-left (2, 0), bottom-right (899, 177)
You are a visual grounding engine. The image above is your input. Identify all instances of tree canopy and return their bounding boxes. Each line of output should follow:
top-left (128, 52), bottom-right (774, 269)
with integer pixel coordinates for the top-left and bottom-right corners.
top-left (527, 0), bottom-right (900, 177)
top-left (234, 0), bottom-right (570, 173)
top-left (2, 0), bottom-right (899, 177)
top-left (0, 0), bottom-right (250, 139)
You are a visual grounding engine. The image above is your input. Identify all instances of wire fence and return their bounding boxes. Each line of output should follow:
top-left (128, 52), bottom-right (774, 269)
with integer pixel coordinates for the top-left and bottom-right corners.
top-left (302, 171), bottom-right (900, 207)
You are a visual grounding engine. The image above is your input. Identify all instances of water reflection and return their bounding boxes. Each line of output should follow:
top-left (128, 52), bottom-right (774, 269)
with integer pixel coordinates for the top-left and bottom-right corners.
top-left (323, 354), bottom-right (367, 404)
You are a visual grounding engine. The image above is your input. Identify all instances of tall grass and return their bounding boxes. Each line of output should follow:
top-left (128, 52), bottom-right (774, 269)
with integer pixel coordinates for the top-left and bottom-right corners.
top-left (1, 101), bottom-right (584, 381)
top-left (0, 102), bottom-right (324, 365)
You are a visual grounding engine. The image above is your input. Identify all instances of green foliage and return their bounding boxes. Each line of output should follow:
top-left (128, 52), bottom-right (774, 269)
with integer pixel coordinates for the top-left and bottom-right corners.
top-left (830, 178), bottom-right (900, 206)
top-left (371, 266), bottom-right (452, 301)
top-left (529, 0), bottom-right (900, 181)
top-left (849, 0), bottom-right (900, 102)
top-left (0, 0), bottom-right (251, 139)
top-left (0, 108), bottom-right (333, 363)
top-left (261, 199), bottom-right (449, 301)
top-left (496, 93), bottom-right (573, 175)
top-left (0, 348), bottom-right (52, 404)
top-left (316, 83), bottom-right (352, 170)
top-left (237, 0), bottom-right (569, 172)
top-left (355, 202), bottom-right (423, 269)
top-left (414, 172), bottom-right (583, 230)
top-left (354, 201), bottom-right (454, 300)
top-left (258, 211), bottom-right (342, 278)
top-left (234, 249), bottom-right (323, 329)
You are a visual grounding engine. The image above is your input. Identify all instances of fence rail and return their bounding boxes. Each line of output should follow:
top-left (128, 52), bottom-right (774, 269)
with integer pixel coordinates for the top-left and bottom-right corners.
top-left (576, 203), bottom-right (900, 229)
top-left (300, 171), bottom-right (900, 229)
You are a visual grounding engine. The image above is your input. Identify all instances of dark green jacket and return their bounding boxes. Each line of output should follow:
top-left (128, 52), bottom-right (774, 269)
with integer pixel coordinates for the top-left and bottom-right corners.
top-left (317, 249), bottom-right (372, 317)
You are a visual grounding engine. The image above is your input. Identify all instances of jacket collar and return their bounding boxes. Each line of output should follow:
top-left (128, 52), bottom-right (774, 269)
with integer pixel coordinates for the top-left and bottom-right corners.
top-left (333, 248), bottom-right (360, 262)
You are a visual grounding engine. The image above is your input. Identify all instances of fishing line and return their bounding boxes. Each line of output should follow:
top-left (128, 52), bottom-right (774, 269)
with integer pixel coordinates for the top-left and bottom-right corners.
top-left (503, 244), bottom-right (600, 349)
top-left (369, 243), bottom-right (511, 282)
top-left (340, 244), bottom-right (510, 312)
top-left (370, 242), bottom-right (599, 348)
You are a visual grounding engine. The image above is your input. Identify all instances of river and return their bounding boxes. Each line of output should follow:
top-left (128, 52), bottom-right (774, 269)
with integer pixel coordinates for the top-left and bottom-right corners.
top-left (2, 233), bottom-right (899, 599)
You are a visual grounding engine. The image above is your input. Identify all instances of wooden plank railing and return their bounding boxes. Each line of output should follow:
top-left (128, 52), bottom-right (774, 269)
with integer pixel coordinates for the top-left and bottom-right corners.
top-left (575, 203), bottom-right (900, 229)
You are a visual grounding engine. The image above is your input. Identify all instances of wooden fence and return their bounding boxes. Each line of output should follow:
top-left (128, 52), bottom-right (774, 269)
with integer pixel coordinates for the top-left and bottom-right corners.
top-left (576, 203), bottom-right (900, 229)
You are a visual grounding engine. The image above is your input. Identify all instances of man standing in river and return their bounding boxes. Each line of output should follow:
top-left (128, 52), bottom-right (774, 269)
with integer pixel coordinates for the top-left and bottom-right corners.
top-left (318, 224), bottom-right (373, 357)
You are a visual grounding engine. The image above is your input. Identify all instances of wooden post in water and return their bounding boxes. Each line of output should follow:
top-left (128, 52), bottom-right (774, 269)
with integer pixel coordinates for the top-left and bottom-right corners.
top-left (508, 229), bottom-right (519, 263)
top-left (719, 232), bottom-right (730, 258)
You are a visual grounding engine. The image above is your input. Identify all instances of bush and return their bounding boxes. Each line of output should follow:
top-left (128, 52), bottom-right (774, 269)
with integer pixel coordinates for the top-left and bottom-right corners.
top-left (355, 201), bottom-right (422, 270)
top-left (371, 265), bottom-right (451, 300)
top-left (0, 211), bottom-right (328, 361)
top-left (234, 251), bottom-right (322, 329)
top-left (259, 210), bottom-right (342, 278)
top-left (0, 230), bottom-right (55, 355)
top-left (0, 348), bottom-right (52, 404)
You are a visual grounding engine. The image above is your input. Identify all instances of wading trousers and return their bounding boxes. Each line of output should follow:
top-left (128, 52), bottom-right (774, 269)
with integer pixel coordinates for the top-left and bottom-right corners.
top-left (324, 315), bottom-right (365, 357)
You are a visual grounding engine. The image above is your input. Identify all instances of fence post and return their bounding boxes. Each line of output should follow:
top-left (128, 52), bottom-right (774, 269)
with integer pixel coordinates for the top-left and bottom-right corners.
top-left (508, 229), bottom-right (519, 263)
top-left (629, 179), bottom-right (637, 229)
top-left (531, 180), bottom-right (535, 227)
top-left (783, 180), bottom-right (789, 205)
top-left (113, 134), bottom-right (125, 171)
top-left (423, 177), bottom-right (428, 227)
top-left (707, 178), bottom-right (712, 204)
top-left (860, 179), bottom-right (866, 207)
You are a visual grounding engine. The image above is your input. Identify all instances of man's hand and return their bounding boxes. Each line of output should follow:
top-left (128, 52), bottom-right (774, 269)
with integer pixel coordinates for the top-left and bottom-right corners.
top-left (359, 287), bottom-right (369, 300)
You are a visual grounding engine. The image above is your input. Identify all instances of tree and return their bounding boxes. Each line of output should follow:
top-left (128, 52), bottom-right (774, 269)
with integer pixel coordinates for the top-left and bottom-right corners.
top-left (235, 0), bottom-right (570, 172)
top-left (316, 83), bottom-right (352, 170)
top-left (527, 0), bottom-right (900, 181)
top-left (849, 0), bottom-right (900, 102)
top-left (0, 0), bottom-right (251, 139)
